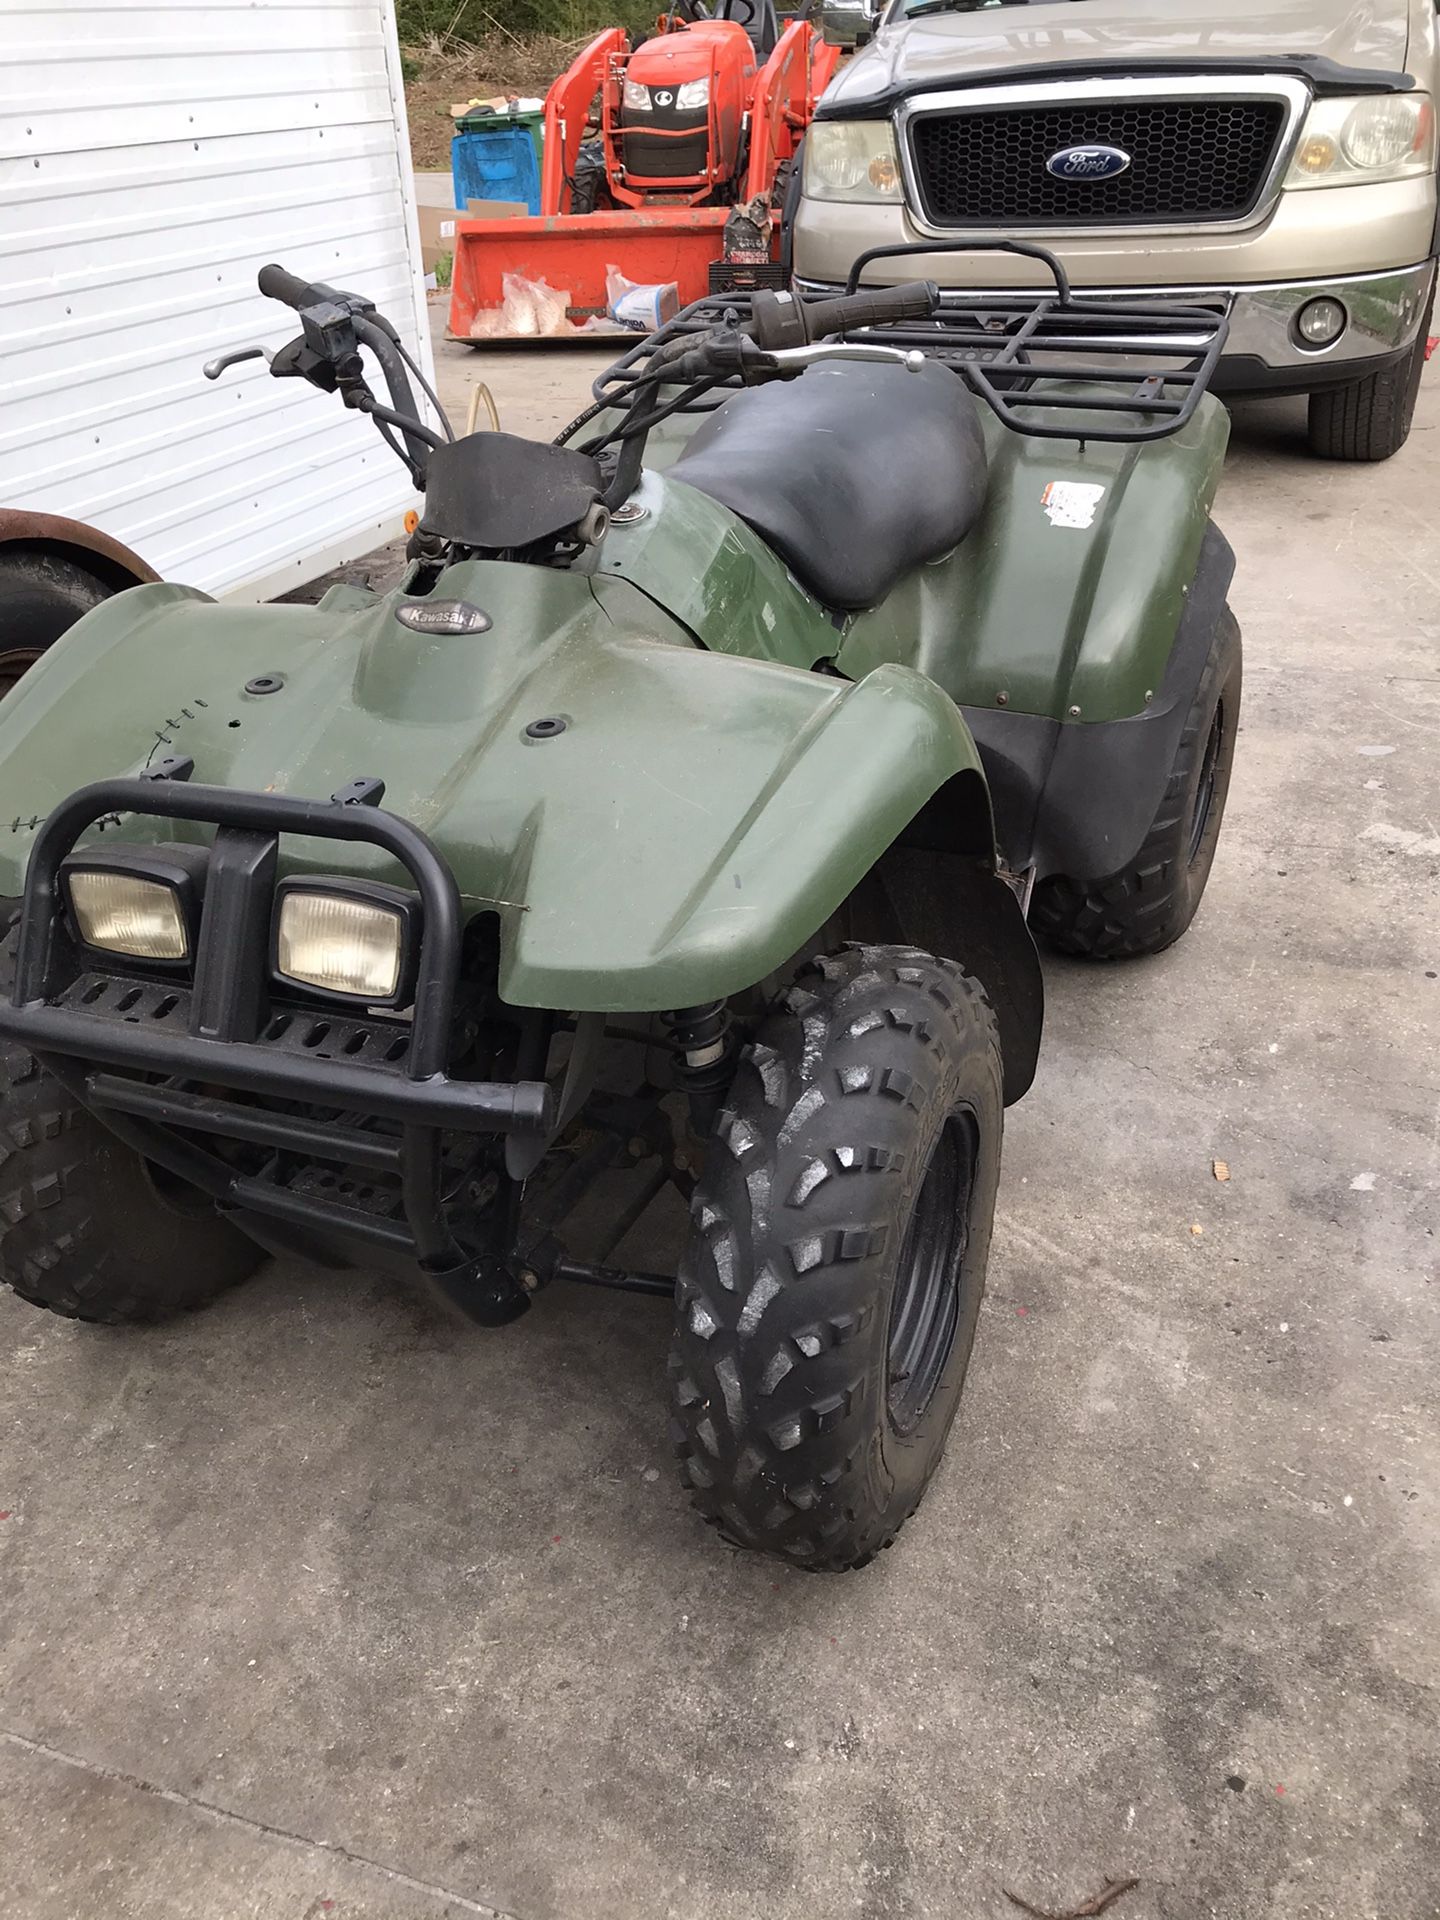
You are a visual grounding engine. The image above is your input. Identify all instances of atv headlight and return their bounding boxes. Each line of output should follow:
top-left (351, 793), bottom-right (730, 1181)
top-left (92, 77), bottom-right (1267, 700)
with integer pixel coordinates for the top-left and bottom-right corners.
top-left (622, 77), bottom-right (652, 112)
top-left (1286, 93), bottom-right (1435, 187)
top-left (676, 77), bottom-right (710, 110)
top-left (803, 120), bottom-right (903, 203)
top-left (62, 845), bottom-right (207, 965)
top-left (273, 879), bottom-right (418, 1003)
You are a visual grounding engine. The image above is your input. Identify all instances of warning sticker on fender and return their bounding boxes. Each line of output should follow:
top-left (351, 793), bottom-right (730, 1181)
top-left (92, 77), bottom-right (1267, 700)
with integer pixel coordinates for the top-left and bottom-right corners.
top-left (1042, 480), bottom-right (1106, 529)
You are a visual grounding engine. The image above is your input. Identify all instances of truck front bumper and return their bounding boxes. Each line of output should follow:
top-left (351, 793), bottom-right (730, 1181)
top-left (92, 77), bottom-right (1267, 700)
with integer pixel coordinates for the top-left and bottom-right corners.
top-left (794, 260), bottom-right (1436, 394)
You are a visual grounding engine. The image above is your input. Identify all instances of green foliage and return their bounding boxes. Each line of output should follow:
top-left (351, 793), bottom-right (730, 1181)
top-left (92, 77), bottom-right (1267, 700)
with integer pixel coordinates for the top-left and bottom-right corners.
top-left (396, 0), bottom-right (655, 37)
top-left (434, 249), bottom-right (454, 290)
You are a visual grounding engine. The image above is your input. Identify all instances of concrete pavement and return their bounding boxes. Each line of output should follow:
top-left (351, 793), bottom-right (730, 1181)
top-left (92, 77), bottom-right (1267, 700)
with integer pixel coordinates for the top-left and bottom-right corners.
top-left (1, 303), bottom-right (1437, 1920)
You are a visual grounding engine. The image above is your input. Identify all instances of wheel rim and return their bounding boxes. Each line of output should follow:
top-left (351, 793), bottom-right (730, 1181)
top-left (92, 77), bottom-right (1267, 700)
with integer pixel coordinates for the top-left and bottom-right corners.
top-left (0, 647), bottom-right (43, 699)
top-left (886, 1109), bottom-right (978, 1434)
top-left (1188, 696), bottom-right (1226, 865)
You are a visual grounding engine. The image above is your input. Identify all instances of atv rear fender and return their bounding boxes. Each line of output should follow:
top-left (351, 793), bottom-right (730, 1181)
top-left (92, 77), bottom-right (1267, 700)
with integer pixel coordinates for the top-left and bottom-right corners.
top-left (0, 558), bottom-right (1039, 1095)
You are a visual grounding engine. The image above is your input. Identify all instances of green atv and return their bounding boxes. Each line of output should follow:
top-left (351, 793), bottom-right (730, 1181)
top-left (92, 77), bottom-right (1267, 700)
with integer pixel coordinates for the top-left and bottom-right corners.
top-left (0, 248), bottom-right (1240, 1571)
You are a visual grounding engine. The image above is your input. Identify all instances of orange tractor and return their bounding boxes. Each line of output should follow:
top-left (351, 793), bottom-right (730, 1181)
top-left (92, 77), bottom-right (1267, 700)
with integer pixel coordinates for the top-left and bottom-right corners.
top-left (449, 2), bottom-right (840, 342)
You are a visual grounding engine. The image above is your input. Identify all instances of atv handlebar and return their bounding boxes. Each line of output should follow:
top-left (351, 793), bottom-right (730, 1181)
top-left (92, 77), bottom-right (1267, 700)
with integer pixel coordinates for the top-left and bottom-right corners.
top-left (747, 280), bottom-right (939, 351)
top-left (257, 263), bottom-right (341, 311)
top-left (241, 263), bottom-right (450, 488)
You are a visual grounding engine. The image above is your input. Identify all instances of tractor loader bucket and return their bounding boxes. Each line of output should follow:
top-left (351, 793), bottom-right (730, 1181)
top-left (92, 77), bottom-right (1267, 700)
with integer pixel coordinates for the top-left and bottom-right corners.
top-left (448, 207), bottom-right (734, 344)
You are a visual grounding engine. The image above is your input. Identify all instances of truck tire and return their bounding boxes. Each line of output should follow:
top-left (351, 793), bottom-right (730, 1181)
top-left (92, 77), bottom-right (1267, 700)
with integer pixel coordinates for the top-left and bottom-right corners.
top-left (1030, 607), bottom-right (1242, 959)
top-left (0, 937), bottom-right (264, 1323)
top-left (670, 945), bottom-right (1003, 1573)
top-left (1307, 329), bottom-right (1428, 462)
top-left (0, 546), bottom-right (116, 696)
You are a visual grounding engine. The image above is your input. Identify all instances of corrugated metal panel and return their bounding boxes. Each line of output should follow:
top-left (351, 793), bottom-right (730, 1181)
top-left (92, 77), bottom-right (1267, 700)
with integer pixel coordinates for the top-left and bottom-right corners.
top-left (0, 0), bottom-right (437, 600)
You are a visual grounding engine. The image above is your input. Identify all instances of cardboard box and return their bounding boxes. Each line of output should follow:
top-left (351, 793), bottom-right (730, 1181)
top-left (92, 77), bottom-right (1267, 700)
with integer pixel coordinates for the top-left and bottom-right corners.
top-left (416, 203), bottom-right (460, 275)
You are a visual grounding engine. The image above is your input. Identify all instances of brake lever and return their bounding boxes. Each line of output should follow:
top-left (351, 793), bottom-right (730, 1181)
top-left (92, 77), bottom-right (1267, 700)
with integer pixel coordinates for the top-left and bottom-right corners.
top-left (761, 343), bottom-right (927, 374)
top-left (202, 344), bottom-right (273, 381)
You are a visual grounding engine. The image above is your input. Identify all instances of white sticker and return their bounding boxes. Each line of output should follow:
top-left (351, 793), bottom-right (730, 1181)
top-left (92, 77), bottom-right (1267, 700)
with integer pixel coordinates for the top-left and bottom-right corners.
top-left (1042, 480), bottom-right (1106, 529)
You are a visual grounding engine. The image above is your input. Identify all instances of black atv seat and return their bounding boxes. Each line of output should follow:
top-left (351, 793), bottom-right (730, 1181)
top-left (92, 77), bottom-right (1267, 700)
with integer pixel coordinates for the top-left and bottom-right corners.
top-left (669, 358), bottom-right (988, 612)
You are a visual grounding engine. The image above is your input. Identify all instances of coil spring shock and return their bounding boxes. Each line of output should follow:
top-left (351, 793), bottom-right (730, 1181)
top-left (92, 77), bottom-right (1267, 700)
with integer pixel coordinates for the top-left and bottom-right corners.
top-left (663, 1001), bottom-right (736, 1135)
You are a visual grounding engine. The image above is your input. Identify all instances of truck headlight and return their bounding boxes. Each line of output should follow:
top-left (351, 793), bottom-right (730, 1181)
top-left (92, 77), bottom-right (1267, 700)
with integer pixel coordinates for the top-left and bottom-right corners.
top-left (273, 879), bottom-right (418, 1003)
top-left (62, 845), bottom-right (207, 964)
top-left (676, 77), bottom-right (710, 110)
top-left (803, 120), bottom-right (903, 203)
top-left (1287, 93), bottom-right (1435, 187)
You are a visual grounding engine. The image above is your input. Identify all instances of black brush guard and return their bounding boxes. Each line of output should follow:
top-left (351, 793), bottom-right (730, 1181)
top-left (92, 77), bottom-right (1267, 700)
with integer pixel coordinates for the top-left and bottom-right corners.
top-left (0, 775), bottom-right (560, 1318)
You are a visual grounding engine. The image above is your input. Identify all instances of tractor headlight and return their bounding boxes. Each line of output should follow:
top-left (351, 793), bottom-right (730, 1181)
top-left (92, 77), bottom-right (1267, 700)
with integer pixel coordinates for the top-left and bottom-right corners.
top-left (62, 845), bottom-right (208, 964)
top-left (676, 77), bottom-right (710, 110)
top-left (272, 880), bottom-right (419, 1003)
top-left (803, 120), bottom-right (903, 203)
top-left (622, 78), bottom-right (652, 112)
top-left (1286, 94), bottom-right (1435, 187)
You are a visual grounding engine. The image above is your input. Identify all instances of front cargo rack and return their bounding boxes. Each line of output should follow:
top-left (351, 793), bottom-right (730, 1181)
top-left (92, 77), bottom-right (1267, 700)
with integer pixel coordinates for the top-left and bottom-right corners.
top-left (593, 237), bottom-right (1230, 445)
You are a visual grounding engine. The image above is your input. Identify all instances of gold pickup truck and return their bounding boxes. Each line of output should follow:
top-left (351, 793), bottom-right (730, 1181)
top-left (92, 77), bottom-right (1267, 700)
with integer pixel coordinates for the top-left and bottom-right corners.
top-left (793, 0), bottom-right (1438, 459)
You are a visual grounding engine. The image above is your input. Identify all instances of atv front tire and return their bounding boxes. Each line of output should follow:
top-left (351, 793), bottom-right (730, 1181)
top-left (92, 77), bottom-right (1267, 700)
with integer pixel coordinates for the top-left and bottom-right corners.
top-left (1030, 606), bottom-right (1242, 960)
top-left (670, 946), bottom-right (1003, 1573)
top-left (0, 939), bottom-right (264, 1322)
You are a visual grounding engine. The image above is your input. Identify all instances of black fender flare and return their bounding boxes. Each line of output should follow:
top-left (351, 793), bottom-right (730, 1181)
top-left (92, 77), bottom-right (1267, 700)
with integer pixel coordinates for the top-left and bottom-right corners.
top-left (966, 522), bottom-right (1237, 884)
top-left (840, 778), bottom-right (1044, 1108)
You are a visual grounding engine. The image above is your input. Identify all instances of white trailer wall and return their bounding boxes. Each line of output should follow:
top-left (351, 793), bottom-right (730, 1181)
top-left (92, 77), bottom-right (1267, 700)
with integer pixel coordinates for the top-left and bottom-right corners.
top-left (0, 0), bottom-right (436, 600)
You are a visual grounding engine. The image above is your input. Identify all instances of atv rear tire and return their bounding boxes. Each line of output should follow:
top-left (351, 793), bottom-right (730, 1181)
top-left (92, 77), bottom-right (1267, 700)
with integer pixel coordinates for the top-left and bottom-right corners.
top-left (1030, 606), bottom-right (1242, 960)
top-left (670, 946), bottom-right (1003, 1573)
top-left (0, 940), bottom-right (265, 1323)
top-left (1307, 327), bottom-right (1429, 462)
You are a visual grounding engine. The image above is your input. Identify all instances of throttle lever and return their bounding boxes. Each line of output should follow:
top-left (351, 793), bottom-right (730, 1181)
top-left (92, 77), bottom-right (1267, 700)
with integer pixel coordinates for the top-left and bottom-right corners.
top-left (202, 344), bottom-right (272, 381)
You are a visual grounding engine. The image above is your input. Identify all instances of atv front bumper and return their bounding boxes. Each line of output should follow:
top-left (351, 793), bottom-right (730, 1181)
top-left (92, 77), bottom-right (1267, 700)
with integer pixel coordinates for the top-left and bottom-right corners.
top-left (0, 776), bottom-right (554, 1307)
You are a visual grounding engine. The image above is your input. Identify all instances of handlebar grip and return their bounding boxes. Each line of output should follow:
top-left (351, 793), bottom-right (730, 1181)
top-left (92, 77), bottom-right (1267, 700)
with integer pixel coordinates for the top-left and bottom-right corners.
top-left (257, 263), bottom-right (334, 310)
top-left (799, 280), bottom-right (940, 341)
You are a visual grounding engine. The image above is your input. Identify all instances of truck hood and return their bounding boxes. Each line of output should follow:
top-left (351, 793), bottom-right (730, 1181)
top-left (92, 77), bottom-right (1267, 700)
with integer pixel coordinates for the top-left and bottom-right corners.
top-left (826, 0), bottom-right (1412, 113)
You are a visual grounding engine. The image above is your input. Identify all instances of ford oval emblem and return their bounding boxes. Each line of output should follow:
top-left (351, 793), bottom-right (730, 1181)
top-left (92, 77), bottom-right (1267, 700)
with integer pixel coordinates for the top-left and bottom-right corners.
top-left (1045, 143), bottom-right (1132, 181)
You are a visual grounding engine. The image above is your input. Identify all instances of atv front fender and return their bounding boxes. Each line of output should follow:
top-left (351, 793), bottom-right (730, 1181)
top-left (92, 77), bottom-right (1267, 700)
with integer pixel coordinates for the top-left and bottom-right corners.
top-left (0, 561), bottom-right (1004, 1019)
top-left (501, 651), bottom-right (994, 1012)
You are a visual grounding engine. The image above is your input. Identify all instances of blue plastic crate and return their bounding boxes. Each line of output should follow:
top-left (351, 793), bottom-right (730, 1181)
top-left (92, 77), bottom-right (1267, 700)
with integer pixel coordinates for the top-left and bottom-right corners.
top-left (451, 125), bottom-right (542, 215)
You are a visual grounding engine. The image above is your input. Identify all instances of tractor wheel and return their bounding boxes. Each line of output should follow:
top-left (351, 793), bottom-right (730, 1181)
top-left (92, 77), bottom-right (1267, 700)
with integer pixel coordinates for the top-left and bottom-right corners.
top-left (1030, 606), bottom-right (1242, 959)
top-left (670, 945), bottom-right (1003, 1573)
top-left (0, 546), bottom-right (119, 697)
top-left (0, 934), bottom-right (265, 1323)
top-left (569, 140), bottom-right (611, 215)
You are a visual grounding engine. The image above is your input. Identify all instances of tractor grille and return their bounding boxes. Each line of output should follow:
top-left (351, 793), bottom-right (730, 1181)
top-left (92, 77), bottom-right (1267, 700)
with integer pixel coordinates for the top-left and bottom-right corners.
top-left (908, 97), bottom-right (1289, 228)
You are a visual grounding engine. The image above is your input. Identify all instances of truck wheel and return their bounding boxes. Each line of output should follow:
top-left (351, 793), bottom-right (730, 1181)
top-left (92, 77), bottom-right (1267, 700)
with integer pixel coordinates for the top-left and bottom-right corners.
top-left (1030, 607), bottom-right (1242, 960)
top-left (0, 942), bottom-right (264, 1323)
top-left (1307, 329), bottom-right (1429, 462)
top-left (670, 945), bottom-right (1003, 1573)
top-left (0, 547), bottom-right (115, 696)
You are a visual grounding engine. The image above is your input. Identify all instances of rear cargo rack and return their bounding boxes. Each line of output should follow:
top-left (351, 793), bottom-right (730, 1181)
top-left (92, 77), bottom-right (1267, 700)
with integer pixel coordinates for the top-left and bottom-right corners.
top-left (594, 238), bottom-right (1229, 445)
